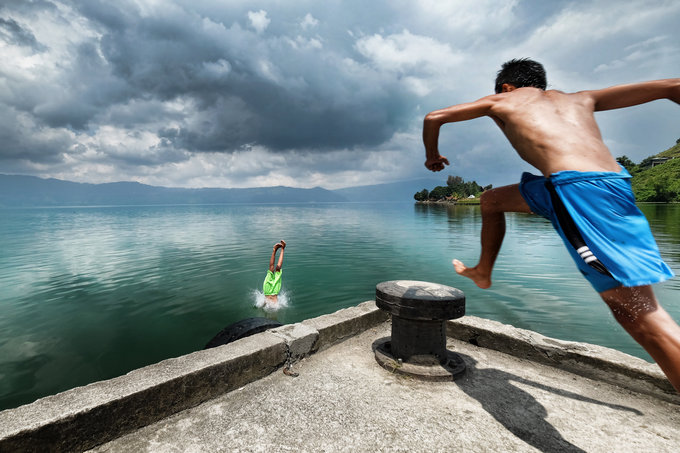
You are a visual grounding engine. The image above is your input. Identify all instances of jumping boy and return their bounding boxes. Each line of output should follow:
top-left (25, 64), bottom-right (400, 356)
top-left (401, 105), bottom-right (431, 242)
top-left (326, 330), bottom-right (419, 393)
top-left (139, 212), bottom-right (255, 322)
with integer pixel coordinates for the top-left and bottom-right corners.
top-left (263, 240), bottom-right (286, 304)
top-left (422, 58), bottom-right (680, 392)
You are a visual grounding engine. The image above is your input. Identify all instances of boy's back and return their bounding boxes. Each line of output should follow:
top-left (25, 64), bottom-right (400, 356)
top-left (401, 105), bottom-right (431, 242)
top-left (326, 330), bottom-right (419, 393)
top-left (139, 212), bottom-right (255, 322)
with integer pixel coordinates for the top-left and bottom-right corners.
top-left (485, 87), bottom-right (620, 176)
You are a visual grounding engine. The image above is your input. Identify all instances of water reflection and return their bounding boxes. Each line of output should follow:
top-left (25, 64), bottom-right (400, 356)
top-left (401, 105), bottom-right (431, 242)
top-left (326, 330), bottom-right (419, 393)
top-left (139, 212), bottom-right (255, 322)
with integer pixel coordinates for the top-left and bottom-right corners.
top-left (0, 202), bottom-right (678, 411)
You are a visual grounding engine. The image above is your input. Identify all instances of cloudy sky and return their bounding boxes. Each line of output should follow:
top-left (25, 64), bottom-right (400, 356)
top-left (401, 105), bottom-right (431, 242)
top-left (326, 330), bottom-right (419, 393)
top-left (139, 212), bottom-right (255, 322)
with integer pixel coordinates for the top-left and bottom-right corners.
top-left (1, 0), bottom-right (678, 189)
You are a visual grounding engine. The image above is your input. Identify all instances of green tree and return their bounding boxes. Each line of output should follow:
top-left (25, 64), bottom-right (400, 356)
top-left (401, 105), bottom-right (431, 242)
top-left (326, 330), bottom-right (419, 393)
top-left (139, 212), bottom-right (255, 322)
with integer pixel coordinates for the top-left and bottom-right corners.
top-left (413, 189), bottom-right (429, 201)
top-left (428, 185), bottom-right (450, 200)
top-left (445, 175), bottom-right (482, 198)
top-left (414, 174), bottom-right (491, 202)
top-left (616, 155), bottom-right (636, 172)
top-left (650, 177), bottom-right (678, 202)
top-left (447, 175), bottom-right (463, 187)
top-left (631, 157), bottom-right (680, 202)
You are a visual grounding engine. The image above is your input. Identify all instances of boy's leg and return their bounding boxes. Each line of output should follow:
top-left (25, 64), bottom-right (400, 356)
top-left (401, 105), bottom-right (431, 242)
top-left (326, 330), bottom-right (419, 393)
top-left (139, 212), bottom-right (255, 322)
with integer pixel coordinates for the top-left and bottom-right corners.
top-left (600, 285), bottom-right (680, 392)
top-left (269, 243), bottom-right (281, 272)
top-left (276, 240), bottom-right (285, 271)
top-left (454, 184), bottom-right (532, 288)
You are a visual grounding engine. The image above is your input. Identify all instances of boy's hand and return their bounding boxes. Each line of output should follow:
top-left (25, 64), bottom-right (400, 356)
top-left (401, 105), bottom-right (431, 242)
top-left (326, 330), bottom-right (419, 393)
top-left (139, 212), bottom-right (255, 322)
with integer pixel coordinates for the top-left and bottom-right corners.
top-left (425, 155), bottom-right (449, 172)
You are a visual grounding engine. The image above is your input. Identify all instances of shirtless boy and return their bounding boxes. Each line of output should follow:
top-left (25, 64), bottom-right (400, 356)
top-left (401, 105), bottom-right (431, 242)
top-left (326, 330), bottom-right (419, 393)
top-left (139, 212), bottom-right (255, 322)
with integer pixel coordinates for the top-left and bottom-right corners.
top-left (422, 58), bottom-right (680, 392)
top-left (263, 240), bottom-right (286, 304)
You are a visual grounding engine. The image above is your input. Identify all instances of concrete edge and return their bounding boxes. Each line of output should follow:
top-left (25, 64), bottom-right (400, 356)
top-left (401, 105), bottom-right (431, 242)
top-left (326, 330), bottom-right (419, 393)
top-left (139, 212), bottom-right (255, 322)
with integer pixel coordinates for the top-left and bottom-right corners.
top-left (0, 334), bottom-right (286, 453)
top-left (0, 301), bottom-right (387, 452)
top-left (301, 300), bottom-right (389, 352)
top-left (447, 316), bottom-right (680, 405)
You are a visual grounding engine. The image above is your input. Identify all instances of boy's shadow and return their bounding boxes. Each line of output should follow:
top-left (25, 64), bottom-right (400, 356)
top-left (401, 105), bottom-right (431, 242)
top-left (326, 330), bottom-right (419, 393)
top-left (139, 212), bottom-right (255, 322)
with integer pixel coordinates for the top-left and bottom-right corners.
top-left (371, 338), bottom-right (642, 453)
top-left (451, 353), bottom-right (642, 452)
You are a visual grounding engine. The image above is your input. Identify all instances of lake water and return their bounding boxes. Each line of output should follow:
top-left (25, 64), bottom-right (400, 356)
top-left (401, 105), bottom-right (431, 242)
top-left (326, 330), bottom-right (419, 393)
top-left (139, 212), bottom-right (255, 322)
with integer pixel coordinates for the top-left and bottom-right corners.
top-left (1, 202), bottom-right (679, 410)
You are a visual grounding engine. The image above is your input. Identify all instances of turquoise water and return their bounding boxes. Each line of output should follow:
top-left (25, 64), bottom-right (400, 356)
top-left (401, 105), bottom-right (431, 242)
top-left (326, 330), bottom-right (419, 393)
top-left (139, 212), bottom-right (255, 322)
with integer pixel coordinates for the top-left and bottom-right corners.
top-left (1, 202), bottom-right (679, 410)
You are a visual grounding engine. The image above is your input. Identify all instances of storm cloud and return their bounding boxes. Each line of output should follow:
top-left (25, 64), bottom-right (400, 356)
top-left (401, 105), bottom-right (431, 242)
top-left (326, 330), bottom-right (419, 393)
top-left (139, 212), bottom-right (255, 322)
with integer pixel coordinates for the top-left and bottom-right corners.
top-left (1, 0), bottom-right (678, 188)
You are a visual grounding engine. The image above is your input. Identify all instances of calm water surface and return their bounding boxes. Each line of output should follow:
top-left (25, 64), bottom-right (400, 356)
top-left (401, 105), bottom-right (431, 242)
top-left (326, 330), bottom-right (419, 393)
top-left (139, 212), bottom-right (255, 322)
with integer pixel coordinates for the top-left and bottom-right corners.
top-left (1, 202), bottom-right (679, 410)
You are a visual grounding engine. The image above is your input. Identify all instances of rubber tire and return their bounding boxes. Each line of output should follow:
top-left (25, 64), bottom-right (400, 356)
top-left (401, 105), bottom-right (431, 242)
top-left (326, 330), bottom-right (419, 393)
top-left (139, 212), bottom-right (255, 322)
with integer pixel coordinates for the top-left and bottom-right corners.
top-left (204, 317), bottom-right (283, 349)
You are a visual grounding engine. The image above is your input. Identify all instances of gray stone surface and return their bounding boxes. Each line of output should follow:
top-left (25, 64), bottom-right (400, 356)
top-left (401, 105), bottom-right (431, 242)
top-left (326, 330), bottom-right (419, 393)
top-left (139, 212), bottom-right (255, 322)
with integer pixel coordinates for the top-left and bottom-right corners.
top-left (301, 300), bottom-right (388, 352)
top-left (447, 316), bottom-right (679, 404)
top-left (266, 322), bottom-right (319, 361)
top-left (90, 321), bottom-right (680, 453)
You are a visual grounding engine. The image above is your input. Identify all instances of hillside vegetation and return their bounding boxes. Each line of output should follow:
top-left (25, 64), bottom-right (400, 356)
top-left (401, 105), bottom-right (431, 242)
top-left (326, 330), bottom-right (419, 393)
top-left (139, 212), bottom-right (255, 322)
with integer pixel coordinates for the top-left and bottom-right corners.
top-left (618, 140), bottom-right (680, 202)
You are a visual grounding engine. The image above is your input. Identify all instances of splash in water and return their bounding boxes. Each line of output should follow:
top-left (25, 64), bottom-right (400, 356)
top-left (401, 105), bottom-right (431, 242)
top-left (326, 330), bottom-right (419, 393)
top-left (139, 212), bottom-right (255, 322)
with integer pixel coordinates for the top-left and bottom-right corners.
top-left (253, 289), bottom-right (289, 312)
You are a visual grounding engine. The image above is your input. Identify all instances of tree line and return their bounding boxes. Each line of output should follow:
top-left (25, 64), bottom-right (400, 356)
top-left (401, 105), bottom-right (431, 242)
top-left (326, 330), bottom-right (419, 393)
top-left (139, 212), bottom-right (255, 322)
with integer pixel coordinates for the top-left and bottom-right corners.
top-left (414, 139), bottom-right (680, 204)
top-left (414, 175), bottom-right (491, 202)
top-left (616, 139), bottom-right (679, 203)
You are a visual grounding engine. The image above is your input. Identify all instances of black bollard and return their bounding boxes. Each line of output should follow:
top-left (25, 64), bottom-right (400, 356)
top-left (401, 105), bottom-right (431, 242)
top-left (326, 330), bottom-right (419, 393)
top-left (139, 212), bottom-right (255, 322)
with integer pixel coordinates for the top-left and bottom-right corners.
top-left (374, 280), bottom-right (466, 380)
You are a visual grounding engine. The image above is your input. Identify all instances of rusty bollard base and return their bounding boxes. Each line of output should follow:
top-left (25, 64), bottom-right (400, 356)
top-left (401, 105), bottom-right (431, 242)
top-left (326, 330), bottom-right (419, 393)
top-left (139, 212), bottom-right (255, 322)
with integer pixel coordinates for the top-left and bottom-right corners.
top-left (374, 338), bottom-right (466, 381)
top-left (374, 280), bottom-right (466, 381)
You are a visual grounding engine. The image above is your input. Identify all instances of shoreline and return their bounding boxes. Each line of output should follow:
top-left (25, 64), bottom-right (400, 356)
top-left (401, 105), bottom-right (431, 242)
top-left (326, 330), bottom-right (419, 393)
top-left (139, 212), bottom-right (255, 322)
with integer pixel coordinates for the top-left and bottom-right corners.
top-left (415, 199), bottom-right (480, 205)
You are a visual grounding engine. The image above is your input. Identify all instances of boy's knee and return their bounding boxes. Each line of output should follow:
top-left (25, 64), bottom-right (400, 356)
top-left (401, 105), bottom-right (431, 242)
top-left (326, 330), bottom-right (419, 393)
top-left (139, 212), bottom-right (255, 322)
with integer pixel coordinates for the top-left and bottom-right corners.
top-left (479, 189), bottom-right (492, 205)
top-left (479, 189), bottom-right (500, 212)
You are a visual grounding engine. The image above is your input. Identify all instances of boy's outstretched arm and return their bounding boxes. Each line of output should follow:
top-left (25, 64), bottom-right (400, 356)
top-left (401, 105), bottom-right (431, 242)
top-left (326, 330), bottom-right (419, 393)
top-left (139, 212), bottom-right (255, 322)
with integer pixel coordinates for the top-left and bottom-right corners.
top-left (422, 97), bottom-right (495, 172)
top-left (585, 78), bottom-right (680, 111)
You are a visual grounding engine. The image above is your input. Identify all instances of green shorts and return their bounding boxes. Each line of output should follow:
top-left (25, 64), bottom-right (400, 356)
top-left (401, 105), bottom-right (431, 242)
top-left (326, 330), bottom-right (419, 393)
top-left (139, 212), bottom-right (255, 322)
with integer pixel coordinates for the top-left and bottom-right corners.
top-left (263, 270), bottom-right (282, 296)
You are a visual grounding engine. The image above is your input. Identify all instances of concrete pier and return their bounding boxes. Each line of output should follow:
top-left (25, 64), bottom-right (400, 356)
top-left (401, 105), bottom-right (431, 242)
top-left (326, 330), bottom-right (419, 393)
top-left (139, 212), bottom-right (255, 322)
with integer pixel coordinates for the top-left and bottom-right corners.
top-left (1, 300), bottom-right (679, 452)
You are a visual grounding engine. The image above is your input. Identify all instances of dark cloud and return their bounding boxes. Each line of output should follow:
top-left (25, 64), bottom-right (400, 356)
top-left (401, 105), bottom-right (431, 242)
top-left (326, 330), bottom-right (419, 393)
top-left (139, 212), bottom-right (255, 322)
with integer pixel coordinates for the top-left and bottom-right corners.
top-left (158, 80), bottom-right (409, 153)
top-left (33, 41), bottom-right (132, 130)
top-left (0, 0), bottom-right (58, 16)
top-left (0, 17), bottom-right (46, 50)
top-left (0, 107), bottom-right (71, 164)
top-left (78, 2), bottom-right (416, 152)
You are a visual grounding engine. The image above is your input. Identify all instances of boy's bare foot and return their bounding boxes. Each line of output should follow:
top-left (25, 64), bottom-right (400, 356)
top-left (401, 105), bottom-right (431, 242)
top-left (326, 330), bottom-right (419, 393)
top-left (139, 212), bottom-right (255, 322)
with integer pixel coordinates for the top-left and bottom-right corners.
top-left (273, 243), bottom-right (281, 251)
top-left (280, 240), bottom-right (286, 249)
top-left (452, 259), bottom-right (491, 289)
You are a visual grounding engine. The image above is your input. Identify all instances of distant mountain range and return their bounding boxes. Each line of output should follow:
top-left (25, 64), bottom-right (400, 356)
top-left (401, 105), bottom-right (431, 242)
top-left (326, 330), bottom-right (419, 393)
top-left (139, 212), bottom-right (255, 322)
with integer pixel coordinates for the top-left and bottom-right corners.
top-left (0, 174), bottom-right (442, 207)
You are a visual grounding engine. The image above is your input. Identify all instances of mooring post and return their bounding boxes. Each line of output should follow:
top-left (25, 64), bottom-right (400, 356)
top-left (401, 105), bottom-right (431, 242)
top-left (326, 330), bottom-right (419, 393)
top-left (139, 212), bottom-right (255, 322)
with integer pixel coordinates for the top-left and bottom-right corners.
top-left (374, 280), bottom-right (466, 380)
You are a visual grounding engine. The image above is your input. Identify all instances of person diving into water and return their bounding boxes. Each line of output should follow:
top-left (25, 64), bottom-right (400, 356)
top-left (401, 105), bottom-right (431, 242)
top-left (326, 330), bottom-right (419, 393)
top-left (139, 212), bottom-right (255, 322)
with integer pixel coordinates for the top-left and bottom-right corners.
top-left (263, 240), bottom-right (286, 305)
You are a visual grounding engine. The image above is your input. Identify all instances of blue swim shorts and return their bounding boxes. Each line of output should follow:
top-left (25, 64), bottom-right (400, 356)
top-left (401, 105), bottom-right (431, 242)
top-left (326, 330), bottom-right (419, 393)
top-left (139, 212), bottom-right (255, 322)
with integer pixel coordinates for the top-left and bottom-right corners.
top-left (519, 167), bottom-right (674, 292)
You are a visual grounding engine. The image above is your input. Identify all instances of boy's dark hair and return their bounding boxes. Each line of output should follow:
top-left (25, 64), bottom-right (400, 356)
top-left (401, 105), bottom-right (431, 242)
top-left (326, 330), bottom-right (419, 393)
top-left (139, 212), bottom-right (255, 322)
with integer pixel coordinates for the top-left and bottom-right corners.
top-left (494, 58), bottom-right (547, 93)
